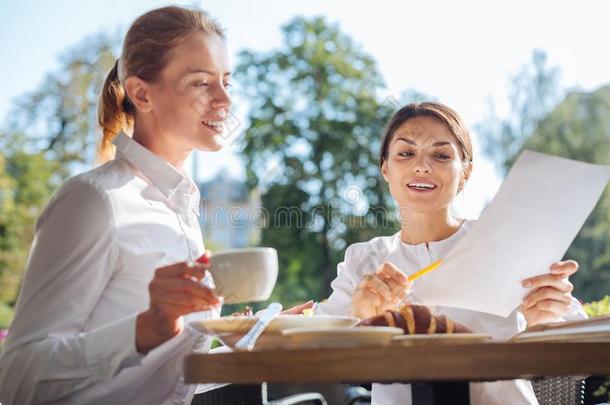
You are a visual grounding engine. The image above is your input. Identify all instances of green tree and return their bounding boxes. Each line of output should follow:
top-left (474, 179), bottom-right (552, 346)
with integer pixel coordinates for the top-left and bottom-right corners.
top-left (0, 32), bottom-right (118, 328)
top-left (477, 49), bottom-right (563, 172)
top-left (1, 32), bottom-right (119, 176)
top-left (235, 16), bottom-right (407, 305)
top-left (0, 153), bottom-right (17, 327)
top-left (0, 149), bottom-right (59, 328)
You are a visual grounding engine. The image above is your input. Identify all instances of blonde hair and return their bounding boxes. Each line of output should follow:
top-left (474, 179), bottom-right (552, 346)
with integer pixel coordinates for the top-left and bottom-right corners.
top-left (97, 6), bottom-right (225, 162)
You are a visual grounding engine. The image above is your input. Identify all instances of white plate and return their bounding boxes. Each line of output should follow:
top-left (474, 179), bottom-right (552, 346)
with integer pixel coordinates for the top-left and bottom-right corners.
top-left (216, 333), bottom-right (295, 351)
top-left (190, 314), bottom-right (359, 335)
top-left (392, 333), bottom-right (492, 346)
top-left (281, 326), bottom-right (404, 348)
top-left (511, 331), bottom-right (610, 343)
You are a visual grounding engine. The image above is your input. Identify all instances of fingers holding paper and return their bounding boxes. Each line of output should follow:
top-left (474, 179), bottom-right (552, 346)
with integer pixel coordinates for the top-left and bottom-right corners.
top-left (549, 260), bottom-right (579, 277)
top-left (520, 260), bottom-right (579, 327)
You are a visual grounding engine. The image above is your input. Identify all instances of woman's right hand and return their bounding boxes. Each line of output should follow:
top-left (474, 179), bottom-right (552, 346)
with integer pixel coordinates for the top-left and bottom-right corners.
top-left (136, 261), bottom-right (222, 354)
top-left (352, 261), bottom-right (412, 319)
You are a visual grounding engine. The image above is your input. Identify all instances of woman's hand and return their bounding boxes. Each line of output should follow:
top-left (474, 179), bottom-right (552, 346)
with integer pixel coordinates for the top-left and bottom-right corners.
top-left (352, 261), bottom-right (412, 319)
top-left (136, 261), bottom-right (222, 354)
top-left (282, 300), bottom-right (315, 315)
top-left (520, 260), bottom-right (579, 327)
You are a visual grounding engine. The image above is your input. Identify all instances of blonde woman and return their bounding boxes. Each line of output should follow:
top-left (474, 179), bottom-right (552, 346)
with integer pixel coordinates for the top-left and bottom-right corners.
top-left (0, 6), bottom-right (230, 404)
top-left (316, 102), bottom-right (586, 404)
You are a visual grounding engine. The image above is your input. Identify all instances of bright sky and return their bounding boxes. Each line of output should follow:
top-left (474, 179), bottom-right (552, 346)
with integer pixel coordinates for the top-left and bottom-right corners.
top-left (2, 0), bottom-right (610, 218)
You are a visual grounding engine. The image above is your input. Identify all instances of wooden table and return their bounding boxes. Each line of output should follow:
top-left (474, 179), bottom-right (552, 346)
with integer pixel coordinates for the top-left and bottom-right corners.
top-left (185, 341), bottom-right (610, 384)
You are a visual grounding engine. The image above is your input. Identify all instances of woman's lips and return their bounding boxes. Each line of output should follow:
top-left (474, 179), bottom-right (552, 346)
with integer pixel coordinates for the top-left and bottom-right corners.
top-left (201, 120), bottom-right (224, 133)
top-left (406, 182), bottom-right (438, 193)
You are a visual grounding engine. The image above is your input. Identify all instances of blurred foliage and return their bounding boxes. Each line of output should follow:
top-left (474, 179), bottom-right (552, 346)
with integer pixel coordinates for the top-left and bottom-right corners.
top-left (477, 49), bottom-right (563, 172)
top-left (0, 303), bottom-right (13, 332)
top-left (593, 379), bottom-right (610, 403)
top-left (0, 32), bottom-right (119, 174)
top-left (478, 51), bottom-right (610, 302)
top-left (0, 33), bottom-right (119, 328)
top-left (234, 16), bottom-right (419, 305)
top-left (583, 295), bottom-right (610, 318)
top-left (0, 151), bottom-right (60, 328)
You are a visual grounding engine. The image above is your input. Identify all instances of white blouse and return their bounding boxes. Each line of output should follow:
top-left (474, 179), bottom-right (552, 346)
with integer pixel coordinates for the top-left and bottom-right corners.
top-left (316, 220), bottom-right (586, 405)
top-left (0, 133), bottom-right (219, 405)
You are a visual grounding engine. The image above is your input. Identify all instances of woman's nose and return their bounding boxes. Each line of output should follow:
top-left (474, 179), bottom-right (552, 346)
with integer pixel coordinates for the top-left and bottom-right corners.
top-left (412, 155), bottom-right (431, 174)
top-left (211, 85), bottom-right (231, 111)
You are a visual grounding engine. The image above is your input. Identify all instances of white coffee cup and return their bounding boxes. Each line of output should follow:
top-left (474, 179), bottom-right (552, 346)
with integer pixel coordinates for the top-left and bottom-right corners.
top-left (208, 247), bottom-right (278, 304)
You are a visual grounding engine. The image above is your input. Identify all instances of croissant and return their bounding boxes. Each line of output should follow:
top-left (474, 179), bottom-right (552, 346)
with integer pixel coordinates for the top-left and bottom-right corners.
top-left (359, 304), bottom-right (471, 334)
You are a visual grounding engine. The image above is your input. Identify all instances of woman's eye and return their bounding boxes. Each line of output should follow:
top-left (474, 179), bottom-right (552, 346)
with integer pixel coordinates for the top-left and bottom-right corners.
top-left (398, 151), bottom-right (413, 157)
top-left (435, 153), bottom-right (451, 160)
top-left (223, 82), bottom-right (232, 88)
top-left (194, 80), bottom-right (208, 87)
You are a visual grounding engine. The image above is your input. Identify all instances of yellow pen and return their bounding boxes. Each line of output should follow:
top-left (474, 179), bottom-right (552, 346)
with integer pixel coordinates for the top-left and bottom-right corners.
top-left (408, 259), bottom-right (443, 282)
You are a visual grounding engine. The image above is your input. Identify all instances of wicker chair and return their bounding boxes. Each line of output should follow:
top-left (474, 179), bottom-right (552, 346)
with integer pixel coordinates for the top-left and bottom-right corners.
top-left (191, 384), bottom-right (261, 405)
top-left (531, 376), bottom-right (586, 405)
top-left (191, 383), bottom-right (327, 405)
top-left (343, 377), bottom-right (587, 405)
top-left (263, 382), bottom-right (328, 405)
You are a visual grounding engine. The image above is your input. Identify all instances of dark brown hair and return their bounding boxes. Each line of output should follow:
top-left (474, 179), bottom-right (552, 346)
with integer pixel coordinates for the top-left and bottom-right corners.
top-left (97, 6), bottom-right (225, 162)
top-left (379, 101), bottom-right (473, 169)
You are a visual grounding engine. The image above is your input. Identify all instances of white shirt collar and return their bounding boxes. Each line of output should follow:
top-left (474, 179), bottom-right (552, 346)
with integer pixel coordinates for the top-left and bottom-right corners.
top-left (112, 133), bottom-right (195, 200)
top-left (397, 219), bottom-right (471, 251)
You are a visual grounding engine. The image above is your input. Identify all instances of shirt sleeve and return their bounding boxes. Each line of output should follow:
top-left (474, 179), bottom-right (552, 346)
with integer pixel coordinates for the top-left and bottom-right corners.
top-left (0, 176), bottom-right (141, 405)
top-left (315, 244), bottom-right (363, 317)
top-left (563, 296), bottom-right (589, 321)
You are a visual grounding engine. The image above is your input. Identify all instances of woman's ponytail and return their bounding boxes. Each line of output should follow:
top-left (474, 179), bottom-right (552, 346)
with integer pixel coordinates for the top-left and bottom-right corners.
top-left (97, 59), bottom-right (133, 163)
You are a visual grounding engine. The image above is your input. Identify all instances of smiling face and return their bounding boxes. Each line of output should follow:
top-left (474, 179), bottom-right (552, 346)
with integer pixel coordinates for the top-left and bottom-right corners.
top-left (135, 31), bottom-right (232, 153)
top-left (381, 115), bottom-right (471, 215)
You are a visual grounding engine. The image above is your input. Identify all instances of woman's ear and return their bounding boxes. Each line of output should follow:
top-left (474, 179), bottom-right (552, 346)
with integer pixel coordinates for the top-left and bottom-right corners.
top-left (124, 76), bottom-right (153, 113)
top-left (381, 160), bottom-right (390, 182)
top-left (458, 162), bottom-right (473, 192)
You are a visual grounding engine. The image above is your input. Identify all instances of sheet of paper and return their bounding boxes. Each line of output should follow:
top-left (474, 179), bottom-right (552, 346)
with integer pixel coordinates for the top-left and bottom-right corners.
top-left (413, 150), bottom-right (610, 317)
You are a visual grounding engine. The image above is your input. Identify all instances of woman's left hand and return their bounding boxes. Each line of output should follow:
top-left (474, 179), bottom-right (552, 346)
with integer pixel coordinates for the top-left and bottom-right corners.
top-left (520, 260), bottom-right (579, 327)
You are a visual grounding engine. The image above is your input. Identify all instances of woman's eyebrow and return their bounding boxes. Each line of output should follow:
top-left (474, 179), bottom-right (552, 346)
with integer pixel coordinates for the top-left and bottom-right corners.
top-left (394, 137), bottom-right (451, 147)
top-left (394, 137), bottom-right (416, 145)
top-left (184, 67), bottom-right (232, 76)
top-left (431, 141), bottom-right (451, 147)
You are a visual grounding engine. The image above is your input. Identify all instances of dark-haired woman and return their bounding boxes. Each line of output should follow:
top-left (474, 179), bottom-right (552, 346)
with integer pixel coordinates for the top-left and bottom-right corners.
top-left (316, 102), bottom-right (586, 404)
